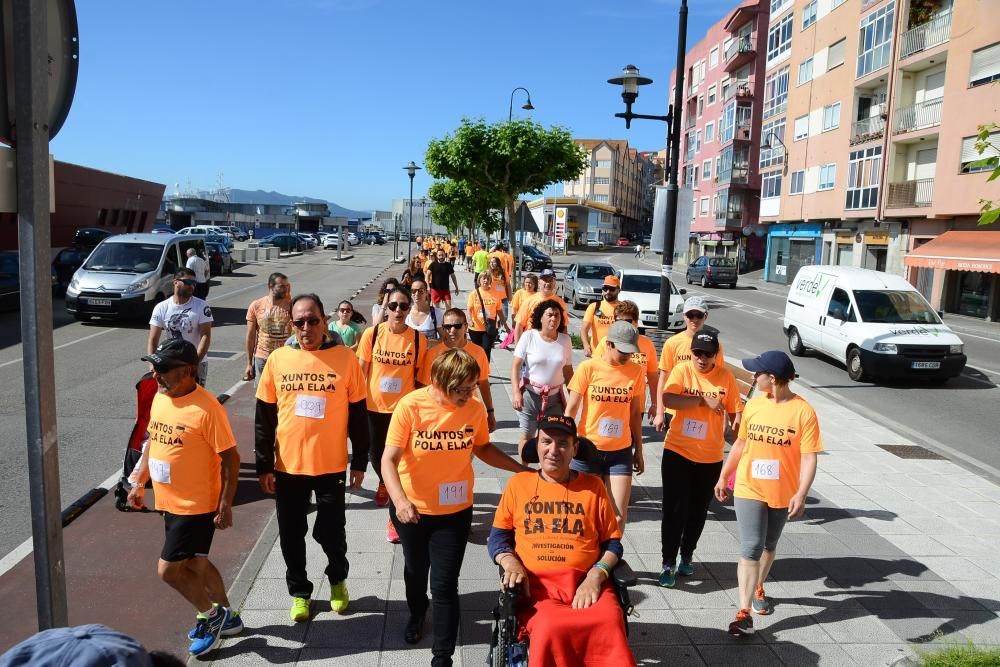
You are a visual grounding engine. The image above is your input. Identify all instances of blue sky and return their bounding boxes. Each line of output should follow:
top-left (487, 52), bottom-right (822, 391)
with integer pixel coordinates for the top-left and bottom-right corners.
top-left (50, 0), bottom-right (731, 211)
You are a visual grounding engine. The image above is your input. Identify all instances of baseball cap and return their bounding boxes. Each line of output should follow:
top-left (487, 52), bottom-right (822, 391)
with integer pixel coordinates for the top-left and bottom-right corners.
top-left (141, 338), bottom-right (199, 369)
top-left (539, 268), bottom-right (557, 279)
top-left (742, 350), bottom-right (797, 381)
top-left (537, 415), bottom-right (577, 437)
top-left (0, 624), bottom-right (152, 667)
top-left (690, 329), bottom-right (720, 355)
top-left (683, 296), bottom-right (708, 314)
top-left (602, 275), bottom-right (621, 288)
top-left (606, 320), bottom-right (640, 354)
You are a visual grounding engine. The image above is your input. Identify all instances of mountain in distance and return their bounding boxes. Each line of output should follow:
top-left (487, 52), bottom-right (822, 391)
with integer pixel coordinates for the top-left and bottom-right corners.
top-left (225, 188), bottom-right (369, 218)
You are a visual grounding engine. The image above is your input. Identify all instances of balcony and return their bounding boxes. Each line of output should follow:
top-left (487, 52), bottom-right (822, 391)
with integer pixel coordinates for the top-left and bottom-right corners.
top-left (850, 114), bottom-right (886, 146)
top-left (732, 120), bottom-right (752, 143)
top-left (900, 12), bottom-right (952, 60)
top-left (724, 35), bottom-right (756, 72)
top-left (886, 178), bottom-right (935, 208)
top-left (892, 98), bottom-right (943, 134)
top-left (723, 81), bottom-right (753, 103)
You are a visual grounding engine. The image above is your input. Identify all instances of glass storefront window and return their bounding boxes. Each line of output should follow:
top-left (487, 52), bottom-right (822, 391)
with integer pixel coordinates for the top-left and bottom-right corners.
top-left (956, 271), bottom-right (989, 318)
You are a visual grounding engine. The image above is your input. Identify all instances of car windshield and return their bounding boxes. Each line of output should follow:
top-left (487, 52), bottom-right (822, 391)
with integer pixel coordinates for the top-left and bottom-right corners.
top-left (709, 257), bottom-right (736, 267)
top-left (523, 246), bottom-right (541, 257)
top-left (853, 290), bottom-right (942, 324)
top-left (578, 265), bottom-right (615, 279)
top-left (84, 243), bottom-right (163, 272)
top-left (621, 275), bottom-right (662, 293)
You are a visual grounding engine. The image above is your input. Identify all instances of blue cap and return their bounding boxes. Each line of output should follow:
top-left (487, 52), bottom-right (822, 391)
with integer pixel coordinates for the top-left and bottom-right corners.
top-left (0, 625), bottom-right (152, 667)
top-left (742, 350), bottom-right (797, 381)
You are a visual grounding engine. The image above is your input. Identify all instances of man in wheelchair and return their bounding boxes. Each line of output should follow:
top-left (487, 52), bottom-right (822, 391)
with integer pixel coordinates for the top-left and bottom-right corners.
top-left (487, 415), bottom-right (637, 667)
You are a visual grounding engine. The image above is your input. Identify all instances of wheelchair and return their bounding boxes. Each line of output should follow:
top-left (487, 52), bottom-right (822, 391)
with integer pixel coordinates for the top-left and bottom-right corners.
top-left (486, 437), bottom-right (639, 667)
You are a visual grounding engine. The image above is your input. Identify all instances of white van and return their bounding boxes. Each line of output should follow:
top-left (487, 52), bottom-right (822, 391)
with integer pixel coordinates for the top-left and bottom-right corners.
top-left (783, 266), bottom-right (966, 383)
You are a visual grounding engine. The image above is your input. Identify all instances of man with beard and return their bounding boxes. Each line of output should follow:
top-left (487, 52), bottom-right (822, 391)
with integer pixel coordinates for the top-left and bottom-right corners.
top-left (148, 268), bottom-right (213, 386)
top-left (244, 272), bottom-right (292, 384)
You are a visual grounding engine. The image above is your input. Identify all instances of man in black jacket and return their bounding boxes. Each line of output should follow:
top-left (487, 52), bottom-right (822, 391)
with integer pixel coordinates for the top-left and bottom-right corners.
top-left (255, 293), bottom-right (371, 622)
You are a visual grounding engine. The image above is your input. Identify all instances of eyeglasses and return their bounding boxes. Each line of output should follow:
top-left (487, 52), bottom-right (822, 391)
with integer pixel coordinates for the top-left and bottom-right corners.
top-left (291, 317), bottom-right (322, 329)
top-left (692, 350), bottom-right (716, 359)
top-left (449, 385), bottom-right (476, 398)
top-left (442, 322), bottom-right (465, 330)
top-left (385, 302), bottom-right (411, 312)
top-left (175, 278), bottom-right (197, 286)
top-left (684, 311), bottom-right (705, 320)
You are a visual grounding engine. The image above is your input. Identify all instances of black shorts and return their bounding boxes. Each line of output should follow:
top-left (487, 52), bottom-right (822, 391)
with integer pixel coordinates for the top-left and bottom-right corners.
top-left (161, 512), bottom-right (216, 562)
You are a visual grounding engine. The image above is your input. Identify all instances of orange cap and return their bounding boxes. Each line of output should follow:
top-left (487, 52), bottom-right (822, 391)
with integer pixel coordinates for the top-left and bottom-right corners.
top-left (603, 275), bottom-right (621, 287)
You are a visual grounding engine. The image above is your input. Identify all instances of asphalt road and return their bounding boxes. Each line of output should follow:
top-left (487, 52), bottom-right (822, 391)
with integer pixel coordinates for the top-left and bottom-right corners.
top-left (0, 244), bottom-right (394, 561)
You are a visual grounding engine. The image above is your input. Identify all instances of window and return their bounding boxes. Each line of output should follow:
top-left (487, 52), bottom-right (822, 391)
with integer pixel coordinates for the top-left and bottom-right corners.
top-left (763, 66), bottom-right (789, 119)
top-left (710, 47), bottom-right (719, 69)
top-left (760, 118), bottom-right (786, 168)
top-left (720, 78), bottom-right (731, 101)
top-left (712, 193), bottom-right (720, 214)
top-left (857, 3), bottom-right (895, 79)
top-left (819, 163), bottom-right (836, 190)
top-left (827, 288), bottom-right (856, 322)
top-left (767, 14), bottom-right (794, 63)
top-left (700, 197), bottom-right (709, 215)
top-left (697, 96), bottom-right (704, 118)
top-left (828, 38), bottom-right (846, 70)
top-left (770, 0), bottom-right (790, 13)
top-left (720, 102), bottom-right (736, 144)
top-left (845, 146), bottom-right (881, 209)
top-left (686, 129), bottom-right (697, 161)
top-left (970, 43), bottom-right (1000, 87)
top-left (592, 177), bottom-right (610, 185)
top-left (794, 115), bottom-right (809, 141)
top-left (802, 1), bottom-right (817, 29)
top-left (960, 132), bottom-right (1000, 173)
top-left (702, 159), bottom-right (712, 179)
top-left (831, 0), bottom-right (847, 8)
top-left (595, 159), bottom-right (612, 168)
top-left (762, 171), bottom-right (782, 198)
top-left (708, 85), bottom-right (717, 105)
top-left (790, 170), bottom-right (805, 194)
top-left (696, 130), bottom-right (702, 153)
top-left (822, 102), bottom-right (841, 131)
top-left (705, 121), bottom-right (715, 142)
top-left (592, 194), bottom-right (609, 203)
top-left (798, 57), bottom-right (814, 85)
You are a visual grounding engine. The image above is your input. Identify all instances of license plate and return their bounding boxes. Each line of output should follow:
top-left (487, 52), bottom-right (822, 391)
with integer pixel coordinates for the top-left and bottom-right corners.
top-left (87, 298), bottom-right (112, 307)
top-left (911, 361), bottom-right (940, 370)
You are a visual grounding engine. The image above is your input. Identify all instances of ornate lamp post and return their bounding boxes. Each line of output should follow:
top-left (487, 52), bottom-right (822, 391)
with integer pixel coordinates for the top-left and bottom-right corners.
top-left (403, 161), bottom-right (421, 265)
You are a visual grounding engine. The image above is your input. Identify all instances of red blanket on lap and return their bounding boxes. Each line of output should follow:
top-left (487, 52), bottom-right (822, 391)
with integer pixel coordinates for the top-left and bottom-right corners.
top-left (518, 568), bottom-right (635, 667)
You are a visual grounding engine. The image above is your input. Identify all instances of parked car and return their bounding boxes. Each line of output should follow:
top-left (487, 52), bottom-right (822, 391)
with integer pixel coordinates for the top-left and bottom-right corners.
top-left (219, 225), bottom-right (249, 241)
top-left (202, 233), bottom-right (233, 250)
top-left (150, 225), bottom-right (175, 234)
top-left (397, 231), bottom-right (410, 241)
top-left (175, 225), bottom-right (233, 249)
top-left (323, 234), bottom-right (343, 250)
top-left (0, 251), bottom-right (58, 310)
top-left (74, 227), bottom-right (113, 249)
top-left (347, 232), bottom-right (360, 246)
top-left (616, 268), bottom-right (686, 331)
top-left (295, 233), bottom-right (316, 249)
top-left (52, 246), bottom-right (93, 294)
top-left (362, 232), bottom-right (386, 245)
top-left (586, 238), bottom-right (602, 248)
top-left (520, 245), bottom-right (552, 272)
top-left (262, 233), bottom-right (303, 253)
top-left (205, 242), bottom-right (233, 276)
top-left (560, 262), bottom-right (616, 309)
top-left (616, 237), bottom-right (631, 247)
top-left (686, 255), bottom-right (738, 288)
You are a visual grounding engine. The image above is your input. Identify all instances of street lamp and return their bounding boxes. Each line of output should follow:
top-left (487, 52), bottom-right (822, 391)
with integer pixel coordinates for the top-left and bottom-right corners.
top-left (760, 131), bottom-right (789, 174)
top-left (509, 86), bottom-right (535, 284)
top-left (508, 87), bottom-right (534, 123)
top-left (607, 0), bottom-right (687, 331)
top-left (403, 161), bottom-right (421, 264)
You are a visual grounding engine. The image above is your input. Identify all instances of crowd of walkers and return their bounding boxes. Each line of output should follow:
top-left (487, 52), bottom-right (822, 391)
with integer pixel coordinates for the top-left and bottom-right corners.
top-left (105, 234), bottom-right (823, 666)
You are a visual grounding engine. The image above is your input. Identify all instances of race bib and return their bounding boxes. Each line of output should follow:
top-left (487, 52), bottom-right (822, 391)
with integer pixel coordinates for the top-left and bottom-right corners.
top-left (379, 376), bottom-right (403, 394)
top-left (681, 418), bottom-right (708, 440)
top-left (751, 459), bottom-right (780, 480)
top-left (149, 457), bottom-right (171, 484)
top-left (438, 480), bottom-right (469, 506)
top-left (295, 394), bottom-right (326, 419)
top-left (597, 417), bottom-right (625, 439)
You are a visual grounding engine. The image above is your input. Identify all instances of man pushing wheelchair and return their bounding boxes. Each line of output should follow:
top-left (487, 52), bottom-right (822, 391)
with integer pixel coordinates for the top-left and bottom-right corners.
top-left (487, 415), bottom-right (636, 667)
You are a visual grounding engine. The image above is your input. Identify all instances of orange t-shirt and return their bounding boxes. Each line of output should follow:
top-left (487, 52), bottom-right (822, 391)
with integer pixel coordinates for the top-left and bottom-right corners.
top-left (567, 358), bottom-right (646, 452)
top-left (385, 388), bottom-right (490, 515)
top-left (516, 292), bottom-right (569, 329)
top-left (492, 471), bottom-right (621, 573)
top-left (734, 394), bottom-right (824, 508)
top-left (663, 363), bottom-right (742, 464)
top-left (594, 334), bottom-right (658, 376)
top-left (583, 301), bottom-right (617, 349)
top-left (491, 275), bottom-right (509, 302)
top-left (658, 331), bottom-right (727, 375)
top-left (510, 288), bottom-right (536, 319)
top-left (357, 325), bottom-right (426, 413)
top-left (147, 385), bottom-right (237, 515)
top-left (467, 289), bottom-right (501, 332)
top-left (465, 244), bottom-right (475, 257)
top-left (246, 296), bottom-right (292, 359)
top-left (256, 344), bottom-right (367, 475)
top-left (418, 341), bottom-right (490, 386)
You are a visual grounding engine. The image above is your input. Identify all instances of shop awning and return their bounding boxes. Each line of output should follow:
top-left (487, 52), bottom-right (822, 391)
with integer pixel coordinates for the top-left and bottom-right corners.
top-left (904, 230), bottom-right (1000, 274)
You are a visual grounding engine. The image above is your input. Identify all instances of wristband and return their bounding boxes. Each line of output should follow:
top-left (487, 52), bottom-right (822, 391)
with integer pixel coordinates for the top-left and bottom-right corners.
top-left (487, 409), bottom-right (495, 413)
top-left (592, 561), bottom-right (612, 578)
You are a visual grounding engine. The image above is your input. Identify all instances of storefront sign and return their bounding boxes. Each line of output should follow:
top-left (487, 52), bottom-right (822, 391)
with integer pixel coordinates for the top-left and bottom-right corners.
top-left (836, 232), bottom-right (854, 244)
top-left (864, 231), bottom-right (889, 246)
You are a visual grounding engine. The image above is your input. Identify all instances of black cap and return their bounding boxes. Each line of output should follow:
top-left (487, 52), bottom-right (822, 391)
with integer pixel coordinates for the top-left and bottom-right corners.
top-left (690, 330), bottom-right (720, 355)
top-left (141, 338), bottom-right (198, 369)
top-left (742, 350), bottom-right (797, 381)
top-left (537, 415), bottom-right (577, 436)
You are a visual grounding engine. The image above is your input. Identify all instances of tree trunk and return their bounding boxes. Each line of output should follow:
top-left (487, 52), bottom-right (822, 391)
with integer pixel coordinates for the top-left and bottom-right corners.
top-left (506, 197), bottom-right (518, 285)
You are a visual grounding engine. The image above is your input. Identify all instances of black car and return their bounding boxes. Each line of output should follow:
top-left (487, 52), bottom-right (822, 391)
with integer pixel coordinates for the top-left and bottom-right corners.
top-left (264, 234), bottom-right (303, 253)
top-left (0, 251), bottom-right (58, 310)
top-left (363, 232), bottom-right (386, 245)
top-left (205, 242), bottom-right (233, 276)
top-left (74, 227), bottom-right (113, 249)
top-left (520, 245), bottom-right (552, 272)
top-left (52, 246), bottom-right (93, 294)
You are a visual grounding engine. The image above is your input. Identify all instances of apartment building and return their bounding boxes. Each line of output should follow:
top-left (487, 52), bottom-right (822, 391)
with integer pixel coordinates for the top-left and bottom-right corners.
top-left (563, 139), bottom-right (652, 242)
top-left (669, 0), bottom-right (771, 270)
top-left (754, 0), bottom-right (1000, 319)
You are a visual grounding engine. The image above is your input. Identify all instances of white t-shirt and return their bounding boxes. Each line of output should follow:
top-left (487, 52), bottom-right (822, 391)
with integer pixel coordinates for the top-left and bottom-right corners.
top-left (406, 306), bottom-right (443, 340)
top-left (513, 329), bottom-right (572, 387)
top-left (185, 255), bottom-right (209, 284)
top-left (150, 296), bottom-right (214, 348)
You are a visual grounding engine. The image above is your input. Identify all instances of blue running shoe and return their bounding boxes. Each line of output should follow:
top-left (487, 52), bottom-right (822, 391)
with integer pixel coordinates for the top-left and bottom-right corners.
top-left (188, 608), bottom-right (243, 640)
top-left (189, 606), bottom-right (231, 656)
top-left (677, 559), bottom-right (695, 577)
top-left (657, 566), bottom-right (676, 588)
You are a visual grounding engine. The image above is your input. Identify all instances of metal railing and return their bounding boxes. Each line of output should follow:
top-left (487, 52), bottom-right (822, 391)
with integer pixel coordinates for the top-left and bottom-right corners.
top-left (893, 98), bottom-right (943, 134)
top-left (725, 35), bottom-right (754, 63)
top-left (850, 115), bottom-right (885, 145)
top-left (886, 178), bottom-right (935, 208)
top-left (900, 12), bottom-right (952, 59)
top-left (722, 81), bottom-right (752, 103)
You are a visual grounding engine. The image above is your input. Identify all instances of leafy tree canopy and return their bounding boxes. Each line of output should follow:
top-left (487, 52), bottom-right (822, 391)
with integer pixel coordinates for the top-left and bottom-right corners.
top-left (427, 179), bottom-right (505, 238)
top-left (973, 122), bottom-right (1000, 225)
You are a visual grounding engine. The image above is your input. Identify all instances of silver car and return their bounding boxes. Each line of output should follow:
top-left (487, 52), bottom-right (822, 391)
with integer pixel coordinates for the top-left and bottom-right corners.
top-left (561, 262), bottom-right (616, 309)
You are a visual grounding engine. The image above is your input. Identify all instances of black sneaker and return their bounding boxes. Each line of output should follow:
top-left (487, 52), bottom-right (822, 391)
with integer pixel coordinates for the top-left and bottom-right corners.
top-left (404, 613), bottom-right (425, 644)
top-left (728, 609), bottom-right (754, 638)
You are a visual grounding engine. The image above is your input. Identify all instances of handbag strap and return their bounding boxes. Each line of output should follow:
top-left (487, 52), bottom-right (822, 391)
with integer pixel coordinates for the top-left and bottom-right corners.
top-left (476, 287), bottom-right (490, 328)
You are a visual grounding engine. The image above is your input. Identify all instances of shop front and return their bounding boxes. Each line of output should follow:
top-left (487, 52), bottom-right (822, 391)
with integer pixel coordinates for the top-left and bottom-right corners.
top-left (764, 223), bottom-right (822, 285)
top-left (904, 230), bottom-right (1000, 320)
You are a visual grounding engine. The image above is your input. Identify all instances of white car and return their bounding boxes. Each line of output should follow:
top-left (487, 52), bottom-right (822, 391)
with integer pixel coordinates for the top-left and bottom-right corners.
top-left (616, 268), bottom-right (686, 331)
top-left (322, 234), bottom-right (342, 249)
top-left (347, 232), bottom-right (360, 246)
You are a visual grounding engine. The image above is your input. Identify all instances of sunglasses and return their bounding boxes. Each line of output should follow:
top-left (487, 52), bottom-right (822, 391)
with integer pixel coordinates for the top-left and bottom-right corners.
top-left (692, 349), bottom-right (716, 359)
top-left (442, 322), bottom-right (465, 330)
top-left (175, 278), bottom-right (197, 286)
top-left (685, 311), bottom-right (705, 319)
top-left (291, 317), bottom-right (322, 329)
top-left (601, 286), bottom-right (619, 292)
top-left (412, 288), bottom-right (427, 294)
top-left (386, 302), bottom-right (411, 312)
top-left (338, 308), bottom-right (353, 313)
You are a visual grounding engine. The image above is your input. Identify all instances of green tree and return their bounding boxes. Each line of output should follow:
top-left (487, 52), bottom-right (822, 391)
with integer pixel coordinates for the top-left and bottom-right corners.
top-left (973, 122), bottom-right (1000, 225)
top-left (427, 178), bottom-right (505, 239)
top-left (425, 118), bottom-right (588, 253)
